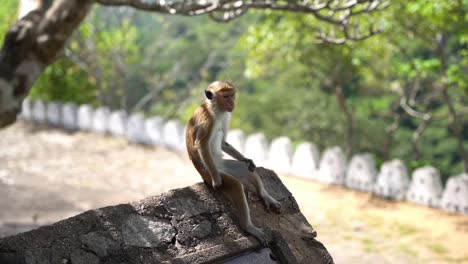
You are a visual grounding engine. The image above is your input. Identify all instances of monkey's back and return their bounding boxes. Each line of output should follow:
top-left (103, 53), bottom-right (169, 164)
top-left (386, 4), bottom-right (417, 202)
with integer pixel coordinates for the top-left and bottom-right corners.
top-left (186, 103), bottom-right (214, 186)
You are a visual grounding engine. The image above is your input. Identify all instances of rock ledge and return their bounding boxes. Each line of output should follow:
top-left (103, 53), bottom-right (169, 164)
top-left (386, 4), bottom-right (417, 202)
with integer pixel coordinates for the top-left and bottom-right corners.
top-left (0, 168), bottom-right (333, 264)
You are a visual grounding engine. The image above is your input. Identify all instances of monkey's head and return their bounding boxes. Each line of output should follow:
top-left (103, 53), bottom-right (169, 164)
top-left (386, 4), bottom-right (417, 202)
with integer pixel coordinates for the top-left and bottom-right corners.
top-left (205, 81), bottom-right (236, 112)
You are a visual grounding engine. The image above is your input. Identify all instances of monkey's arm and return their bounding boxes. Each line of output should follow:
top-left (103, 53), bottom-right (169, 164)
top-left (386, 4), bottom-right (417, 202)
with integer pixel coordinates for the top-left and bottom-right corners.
top-left (222, 141), bottom-right (245, 161)
top-left (222, 141), bottom-right (256, 172)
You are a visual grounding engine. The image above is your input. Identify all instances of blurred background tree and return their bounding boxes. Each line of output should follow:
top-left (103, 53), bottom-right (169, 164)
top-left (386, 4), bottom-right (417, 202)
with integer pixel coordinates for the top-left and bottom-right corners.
top-left (1, 0), bottom-right (466, 180)
top-left (0, 0), bottom-right (17, 44)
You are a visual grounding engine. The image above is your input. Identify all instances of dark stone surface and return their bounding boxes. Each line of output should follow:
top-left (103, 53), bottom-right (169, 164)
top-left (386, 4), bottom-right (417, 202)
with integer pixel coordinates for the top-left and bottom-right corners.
top-left (122, 214), bottom-right (176, 247)
top-left (80, 231), bottom-right (119, 257)
top-left (223, 248), bottom-right (279, 264)
top-left (0, 168), bottom-right (334, 264)
top-left (70, 249), bottom-right (100, 264)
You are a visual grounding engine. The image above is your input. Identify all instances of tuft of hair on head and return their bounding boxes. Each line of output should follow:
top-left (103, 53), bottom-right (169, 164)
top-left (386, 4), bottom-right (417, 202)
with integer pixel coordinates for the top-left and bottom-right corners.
top-left (207, 80), bottom-right (235, 93)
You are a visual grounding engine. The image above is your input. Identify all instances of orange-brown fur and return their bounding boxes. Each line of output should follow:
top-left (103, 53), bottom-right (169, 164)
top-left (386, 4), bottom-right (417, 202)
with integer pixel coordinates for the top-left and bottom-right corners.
top-left (185, 81), bottom-right (280, 245)
top-left (185, 102), bottom-right (215, 185)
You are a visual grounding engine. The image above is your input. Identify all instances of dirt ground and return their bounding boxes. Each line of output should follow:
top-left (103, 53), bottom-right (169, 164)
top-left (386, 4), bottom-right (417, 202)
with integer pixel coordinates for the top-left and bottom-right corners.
top-left (1, 122), bottom-right (467, 264)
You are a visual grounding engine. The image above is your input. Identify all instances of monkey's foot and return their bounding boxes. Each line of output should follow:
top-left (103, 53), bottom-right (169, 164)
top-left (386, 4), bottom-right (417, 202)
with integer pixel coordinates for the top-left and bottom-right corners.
top-left (244, 225), bottom-right (268, 246)
top-left (261, 194), bottom-right (282, 214)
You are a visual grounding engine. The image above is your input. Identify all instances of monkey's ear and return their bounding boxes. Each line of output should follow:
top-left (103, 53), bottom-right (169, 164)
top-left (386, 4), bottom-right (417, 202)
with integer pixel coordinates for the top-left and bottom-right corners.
top-left (205, 90), bottom-right (214, 100)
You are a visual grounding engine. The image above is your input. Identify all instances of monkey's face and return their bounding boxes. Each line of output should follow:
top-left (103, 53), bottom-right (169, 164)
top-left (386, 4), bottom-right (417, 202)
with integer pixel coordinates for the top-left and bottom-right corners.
top-left (217, 90), bottom-right (236, 112)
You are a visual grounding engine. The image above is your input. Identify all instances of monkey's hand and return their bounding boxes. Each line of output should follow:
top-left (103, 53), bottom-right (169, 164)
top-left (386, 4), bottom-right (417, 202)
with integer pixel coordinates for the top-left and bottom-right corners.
top-left (242, 158), bottom-right (256, 172)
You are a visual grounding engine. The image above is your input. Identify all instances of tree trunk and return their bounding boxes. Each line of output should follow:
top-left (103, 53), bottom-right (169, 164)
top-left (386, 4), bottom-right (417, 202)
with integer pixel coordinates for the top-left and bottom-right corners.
top-left (441, 83), bottom-right (468, 173)
top-left (0, 0), bottom-right (93, 128)
top-left (383, 114), bottom-right (400, 160)
top-left (334, 85), bottom-right (354, 157)
top-left (437, 32), bottom-right (468, 173)
top-left (411, 116), bottom-right (431, 160)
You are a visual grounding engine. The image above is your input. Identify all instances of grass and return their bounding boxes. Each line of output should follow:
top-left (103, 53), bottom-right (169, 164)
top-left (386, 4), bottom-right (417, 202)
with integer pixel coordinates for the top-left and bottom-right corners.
top-left (395, 222), bottom-right (418, 236)
top-left (342, 234), bottom-right (352, 240)
top-left (398, 244), bottom-right (419, 258)
top-left (361, 238), bottom-right (375, 253)
top-left (427, 243), bottom-right (448, 255)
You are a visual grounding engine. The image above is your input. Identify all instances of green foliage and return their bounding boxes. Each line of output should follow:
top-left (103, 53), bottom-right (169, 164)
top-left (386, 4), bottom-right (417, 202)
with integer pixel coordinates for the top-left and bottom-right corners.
top-left (143, 15), bottom-right (259, 118)
top-left (30, 59), bottom-right (96, 104)
top-left (0, 0), bottom-right (17, 44)
top-left (29, 6), bottom-right (143, 109)
top-left (234, 82), bottom-right (347, 147)
top-left (1, 1), bottom-right (465, 180)
top-left (235, 0), bottom-right (467, 180)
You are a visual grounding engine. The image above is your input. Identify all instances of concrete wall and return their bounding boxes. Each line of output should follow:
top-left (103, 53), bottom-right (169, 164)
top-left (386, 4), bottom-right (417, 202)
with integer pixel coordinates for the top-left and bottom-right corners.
top-left (316, 146), bottom-right (346, 185)
top-left (346, 153), bottom-right (377, 192)
top-left (374, 159), bottom-right (409, 200)
top-left (19, 99), bottom-right (468, 215)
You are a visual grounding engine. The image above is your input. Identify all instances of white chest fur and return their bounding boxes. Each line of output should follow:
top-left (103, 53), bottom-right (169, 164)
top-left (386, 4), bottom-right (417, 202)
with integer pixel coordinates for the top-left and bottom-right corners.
top-left (209, 112), bottom-right (231, 164)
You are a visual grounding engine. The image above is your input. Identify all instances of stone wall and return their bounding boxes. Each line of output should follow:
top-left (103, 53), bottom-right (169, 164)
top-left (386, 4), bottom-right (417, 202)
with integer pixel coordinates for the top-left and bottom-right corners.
top-left (18, 99), bottom-right (468, 215)
top-left (0, 168), bottom-right (333, 264)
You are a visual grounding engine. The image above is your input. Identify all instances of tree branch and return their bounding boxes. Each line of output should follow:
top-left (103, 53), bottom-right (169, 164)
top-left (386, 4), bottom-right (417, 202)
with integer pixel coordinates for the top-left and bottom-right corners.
top-left (411, 115), bottom-right (432, 160)
top-left (0, 0), bottom-right (93, 127)
top-left (383, 112), bottom-right (400, 160)
top-left (392, 82), bottom-right (432, 120)
top-left (97, 0), bottom-right (388, 43)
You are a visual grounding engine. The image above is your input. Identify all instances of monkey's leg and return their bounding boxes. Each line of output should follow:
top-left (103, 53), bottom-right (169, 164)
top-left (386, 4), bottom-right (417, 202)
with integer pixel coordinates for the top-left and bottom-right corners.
top-left (220, 174), bottom-right (268, 245)
top-left (221, 160), bottom-right (281, 213)
top-left (249, 171), bottom-right (282, 213)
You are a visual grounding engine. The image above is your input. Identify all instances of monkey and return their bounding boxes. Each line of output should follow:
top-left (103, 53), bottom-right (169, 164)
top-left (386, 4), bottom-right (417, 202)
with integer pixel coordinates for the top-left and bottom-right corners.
top-left (186, 81), bottom-right (281, 245)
